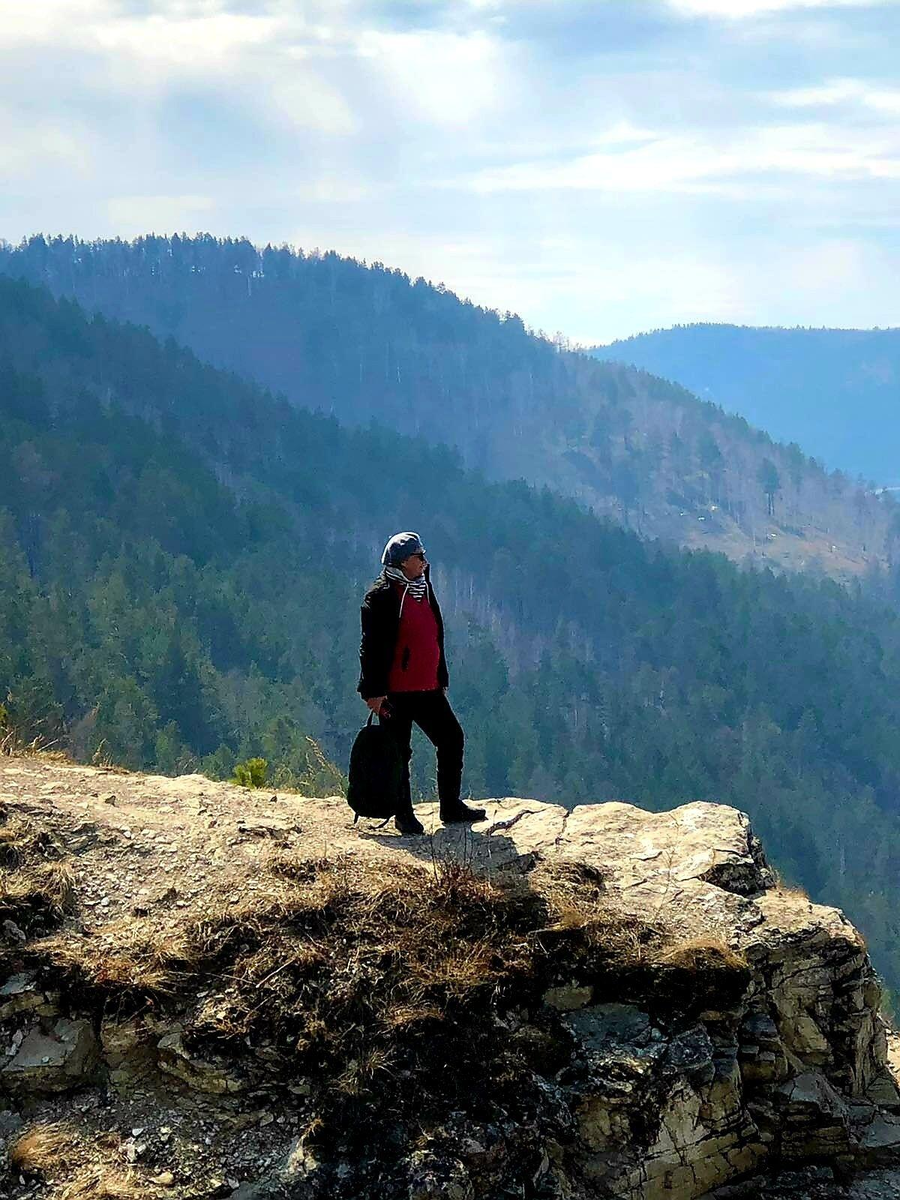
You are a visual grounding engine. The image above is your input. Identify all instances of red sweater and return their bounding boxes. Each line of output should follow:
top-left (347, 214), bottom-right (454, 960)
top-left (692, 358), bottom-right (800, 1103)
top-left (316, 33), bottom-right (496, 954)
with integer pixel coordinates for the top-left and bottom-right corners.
top-left (388, 584), bottom-right (441, 692)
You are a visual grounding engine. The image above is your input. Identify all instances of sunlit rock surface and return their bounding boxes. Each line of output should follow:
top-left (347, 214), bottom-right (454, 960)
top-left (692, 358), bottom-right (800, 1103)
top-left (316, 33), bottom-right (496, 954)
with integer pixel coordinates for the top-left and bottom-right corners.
top-left (0, 757), bottom-right (898, 1198)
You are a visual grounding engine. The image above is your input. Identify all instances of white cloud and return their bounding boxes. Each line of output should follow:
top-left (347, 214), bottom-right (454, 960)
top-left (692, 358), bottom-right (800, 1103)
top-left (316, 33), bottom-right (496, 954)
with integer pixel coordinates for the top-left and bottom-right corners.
top-left (264, 73), bottom-right (359, 136)
top-left (0, 109), bottom-right (98, 183)
top-left (784, 238), bottom-right (870, 292)
top-left (668, 0), bottom-right (892, 17)
top-left (771, 77), bottom-right (900, 115)
top-left (1, 0), bottom-right (900, 347)
top-left (468, 121), bottom-right (900, 195)
top-left (0, 0), bottom-right (117, 45)
top-left (2, 2), bottom-right (286, 68)
top-left (358, 28), bottom-right (510, 127)
top-left (293, 176), bottom-right (374, 203)
top-left (91, 11), bottom-right (281, 72)
top-left (771, 78), bottom-right (866, 107)
top-left (107, 193), bottom-right (216, 235)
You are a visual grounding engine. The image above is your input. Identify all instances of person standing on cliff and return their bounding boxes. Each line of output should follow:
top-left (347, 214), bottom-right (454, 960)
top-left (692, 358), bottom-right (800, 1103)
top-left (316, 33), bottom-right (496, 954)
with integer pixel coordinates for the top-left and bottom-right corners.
top-left (358, 532), bottom-right (486, 837)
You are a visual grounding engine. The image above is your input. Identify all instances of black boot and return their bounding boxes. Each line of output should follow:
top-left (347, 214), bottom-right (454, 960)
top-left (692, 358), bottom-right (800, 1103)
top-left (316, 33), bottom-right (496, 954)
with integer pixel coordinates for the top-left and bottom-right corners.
top-left (440, 801), bottom-right (486, 824)
top-left (395, 809), bottom-right (425, 836)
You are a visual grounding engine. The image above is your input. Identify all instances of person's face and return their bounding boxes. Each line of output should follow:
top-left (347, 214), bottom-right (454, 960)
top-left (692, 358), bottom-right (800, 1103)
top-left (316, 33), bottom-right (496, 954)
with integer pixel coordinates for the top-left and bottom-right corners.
top-left (399, 550), bottom-right (427, 580)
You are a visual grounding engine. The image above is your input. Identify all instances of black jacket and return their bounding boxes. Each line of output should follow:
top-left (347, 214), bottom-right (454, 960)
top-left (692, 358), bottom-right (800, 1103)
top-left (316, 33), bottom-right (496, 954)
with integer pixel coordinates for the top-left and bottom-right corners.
top-left (357, 565), bottom-right (449, 699)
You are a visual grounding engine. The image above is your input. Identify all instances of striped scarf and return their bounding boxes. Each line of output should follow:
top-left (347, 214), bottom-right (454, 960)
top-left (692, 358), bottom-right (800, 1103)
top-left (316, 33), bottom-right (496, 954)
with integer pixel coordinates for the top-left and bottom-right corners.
top-left (385, 566), bottom-right (428, 607)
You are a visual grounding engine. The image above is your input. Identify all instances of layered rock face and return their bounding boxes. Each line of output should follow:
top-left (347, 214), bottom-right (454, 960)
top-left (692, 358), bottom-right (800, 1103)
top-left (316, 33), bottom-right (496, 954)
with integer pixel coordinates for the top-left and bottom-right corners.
top-left (0, 758), bottom-right (899, 1199)
top-left (472, 800), bottom-right (900, 1198)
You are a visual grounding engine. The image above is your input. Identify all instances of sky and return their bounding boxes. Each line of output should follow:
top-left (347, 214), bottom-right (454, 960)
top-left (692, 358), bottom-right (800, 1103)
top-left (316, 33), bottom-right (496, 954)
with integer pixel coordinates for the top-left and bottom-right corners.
top-left (1, 0), bottom-right (899, 343)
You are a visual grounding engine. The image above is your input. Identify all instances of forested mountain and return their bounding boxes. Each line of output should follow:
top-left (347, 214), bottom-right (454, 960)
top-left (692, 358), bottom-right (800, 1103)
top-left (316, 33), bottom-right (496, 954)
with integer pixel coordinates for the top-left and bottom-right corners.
top-left (1, 235), bottom-right (896, 581)
top-left (596, 323), bottom-right (900, 486)
top-left (5, 275), bottom-right (900, 991)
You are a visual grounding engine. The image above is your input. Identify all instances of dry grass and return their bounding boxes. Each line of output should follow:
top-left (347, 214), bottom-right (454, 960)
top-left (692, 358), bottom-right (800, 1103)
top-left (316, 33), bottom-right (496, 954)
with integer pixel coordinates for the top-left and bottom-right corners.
top-left (37, 916), bottom-right (200, 996)
top-left (0, 811), bottom-right (77, 965)
top-left (9, 1121), bottom-right (82, 1174)
top-left (26, 851), bottom-right (574, 1147)
top-left (0, 812), bottom-right (59, 866)
top-left (10, 1122), bottom-right (147, 1200)
top-left (0, 858), bottom-right (76, 912)
top-left (660, 934), bottom-right (747, 972)
top-left (1, 730), bottom-right (54, 756)
top-left (21, 845), bottom-right (752, 1156)
top-left (59, 1167), bottom-right (147, 1200)
top-left (529, 857), bottom-right (666, 980)
top-left (647, 934), bottom-right (751, 1019)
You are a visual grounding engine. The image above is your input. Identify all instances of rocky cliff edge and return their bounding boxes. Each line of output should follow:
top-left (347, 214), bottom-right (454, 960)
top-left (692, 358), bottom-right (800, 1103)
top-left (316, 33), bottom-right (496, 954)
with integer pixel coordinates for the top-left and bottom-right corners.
top-left (0, 755), bottom-right (899, 1200)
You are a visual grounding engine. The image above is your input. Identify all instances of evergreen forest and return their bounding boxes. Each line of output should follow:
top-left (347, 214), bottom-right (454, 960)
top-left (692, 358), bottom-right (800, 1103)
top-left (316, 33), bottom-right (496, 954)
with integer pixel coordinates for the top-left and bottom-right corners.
top-left (2, 235), bottom-right (894, 577)
top-left (3, 274), bottom-right (900, 993)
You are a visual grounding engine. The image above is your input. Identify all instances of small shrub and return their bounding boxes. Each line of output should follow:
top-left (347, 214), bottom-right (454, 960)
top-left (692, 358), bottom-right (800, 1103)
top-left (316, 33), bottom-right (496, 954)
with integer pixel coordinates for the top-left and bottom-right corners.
top-left (231, 757), bottom-right (268, 788)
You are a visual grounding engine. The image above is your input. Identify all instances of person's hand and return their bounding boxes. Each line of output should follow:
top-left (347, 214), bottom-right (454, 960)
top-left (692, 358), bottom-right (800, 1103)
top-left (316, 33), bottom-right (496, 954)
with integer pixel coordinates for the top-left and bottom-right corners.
top-left (366, 696), bottom-right (388, 717)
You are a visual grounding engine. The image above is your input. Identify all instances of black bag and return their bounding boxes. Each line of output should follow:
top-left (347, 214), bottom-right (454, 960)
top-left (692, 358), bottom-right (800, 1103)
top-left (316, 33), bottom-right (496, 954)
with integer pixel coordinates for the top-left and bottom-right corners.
top-left (347, 712), bottom-right (403, 823)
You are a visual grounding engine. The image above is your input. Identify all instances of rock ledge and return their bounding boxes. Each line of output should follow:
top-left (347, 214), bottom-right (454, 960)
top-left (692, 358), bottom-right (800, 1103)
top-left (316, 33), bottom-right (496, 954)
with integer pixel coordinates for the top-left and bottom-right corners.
top-left (0, 757), bottom-right (898, 1199)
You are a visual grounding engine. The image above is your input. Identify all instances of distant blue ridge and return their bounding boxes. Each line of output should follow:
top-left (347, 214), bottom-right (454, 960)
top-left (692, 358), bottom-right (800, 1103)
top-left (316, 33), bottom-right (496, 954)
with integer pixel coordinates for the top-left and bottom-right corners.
top-left (594, 324), bottom-right (900, 486)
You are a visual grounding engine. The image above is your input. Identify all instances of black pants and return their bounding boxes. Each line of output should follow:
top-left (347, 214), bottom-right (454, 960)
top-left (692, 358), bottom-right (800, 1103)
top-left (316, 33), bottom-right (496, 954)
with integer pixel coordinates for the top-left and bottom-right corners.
top-left (385, 689), bottom-right (464, 815)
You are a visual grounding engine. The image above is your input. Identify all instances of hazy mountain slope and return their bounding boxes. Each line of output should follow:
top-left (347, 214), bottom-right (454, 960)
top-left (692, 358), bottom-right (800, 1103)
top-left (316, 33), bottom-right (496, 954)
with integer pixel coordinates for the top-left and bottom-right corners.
top-left (1, 235), bottom-right (896, 581)
top-left (596, 323), bottom-right (900, 485)
top-left (5, 276), bottom-right (900, 987)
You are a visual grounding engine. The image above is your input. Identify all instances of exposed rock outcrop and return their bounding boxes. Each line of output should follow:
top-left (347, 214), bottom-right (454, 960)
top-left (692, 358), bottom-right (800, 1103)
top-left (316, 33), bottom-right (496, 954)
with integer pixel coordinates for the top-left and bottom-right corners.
top-left (464, 799), bottom-right (898, 1197)
top-left (0, 756), bottom-right (898, 1199)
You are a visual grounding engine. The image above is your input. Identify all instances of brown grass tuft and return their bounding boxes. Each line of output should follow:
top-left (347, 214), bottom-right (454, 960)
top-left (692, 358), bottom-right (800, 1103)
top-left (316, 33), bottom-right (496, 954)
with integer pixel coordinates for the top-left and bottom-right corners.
top-left (661, 935), bottom-right (748, 973)
top-left (530, 857), bottom-right (664, 968)
top-left (37, 915), bottom-right (202, 997)
top-left (59, 1167), bottom-right (147, 1200)
top-left (9, 1120), bottom-right (82, 1174)
top-left (0, 814), bottom-right (77, 958)
top-left (0, 814), bottom-right (61, 867)
top-left (9, 1121), bottom-right (147, 1200)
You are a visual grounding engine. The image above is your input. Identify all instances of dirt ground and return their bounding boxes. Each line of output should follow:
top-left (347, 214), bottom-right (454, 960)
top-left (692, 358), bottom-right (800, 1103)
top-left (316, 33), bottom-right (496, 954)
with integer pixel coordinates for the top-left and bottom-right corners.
top-left (0, 756), bottom-right (491, 1196)
top-left (0, 755), bottom-right (538, 1198)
